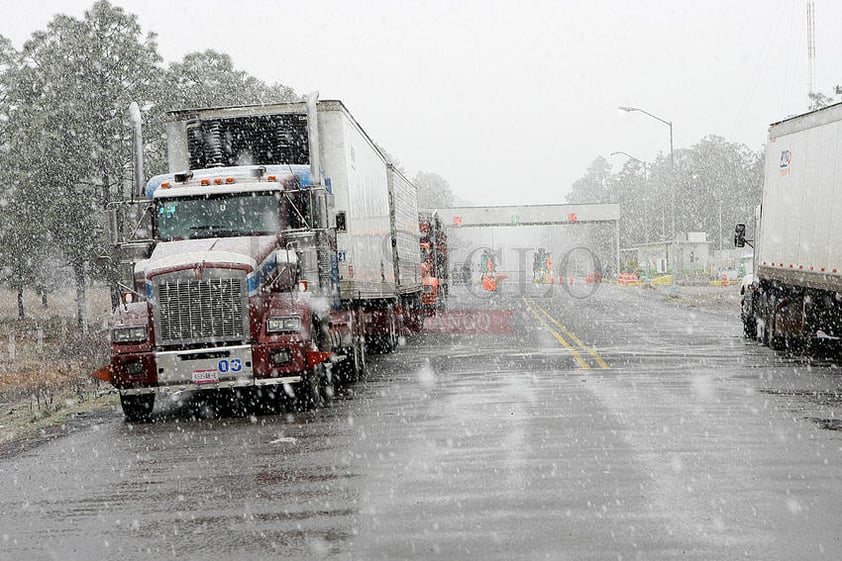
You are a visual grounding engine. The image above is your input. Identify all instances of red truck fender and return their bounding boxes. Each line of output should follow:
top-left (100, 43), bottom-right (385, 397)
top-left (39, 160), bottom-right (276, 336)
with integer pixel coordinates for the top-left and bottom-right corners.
top-left (306, 350), bottom-right (333, 368)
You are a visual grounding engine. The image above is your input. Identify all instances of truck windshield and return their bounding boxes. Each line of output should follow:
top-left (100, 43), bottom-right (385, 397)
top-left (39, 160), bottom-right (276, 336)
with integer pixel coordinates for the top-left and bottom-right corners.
top-left (155, 191), bottom-right (282, 241)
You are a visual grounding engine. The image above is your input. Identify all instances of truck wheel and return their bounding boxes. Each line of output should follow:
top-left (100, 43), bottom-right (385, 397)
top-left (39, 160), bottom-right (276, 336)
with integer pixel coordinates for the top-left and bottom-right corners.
top-left (741, 291), bottom-right (756, 338)
top-left (756, 293), bottom-right (773, 346)
top-left (387, 316), bottom-right (399, 351)
top-left (120, 394), bottom-right (155, 422)
top-left (766, 306), bottom-right (784, 350)
top-left (336, 334), bottom-right (366, 383)
top-left (742, 312), bottom-right (757, 339)
top-left (297, 369), bottom-right (321, 411)
top-left (352, 335), bottom-right (367, 381)
top-left (296, 365), bottom-right (332, 411)
top-left (751, 312), bottom-right (763, 342)
top-left (367, 335), bottom-right (385, 354)
top-left (759, 305), bottom-right (771, 346)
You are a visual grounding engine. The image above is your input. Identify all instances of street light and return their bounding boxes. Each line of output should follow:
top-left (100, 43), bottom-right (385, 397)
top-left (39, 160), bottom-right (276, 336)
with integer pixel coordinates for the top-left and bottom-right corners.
top-left (619, 105), bottom-right (677, 286)
top-left (618, 106), bottom-right (674, 168)
top-left (610, 150), bottom-right (642, 162)
top-left (618, 106), bottom-right (675, 233)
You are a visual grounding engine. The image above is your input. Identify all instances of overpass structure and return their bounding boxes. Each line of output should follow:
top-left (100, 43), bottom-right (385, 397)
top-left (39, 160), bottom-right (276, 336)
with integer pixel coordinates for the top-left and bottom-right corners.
top-left (429, 203), bottom-right (621, 284)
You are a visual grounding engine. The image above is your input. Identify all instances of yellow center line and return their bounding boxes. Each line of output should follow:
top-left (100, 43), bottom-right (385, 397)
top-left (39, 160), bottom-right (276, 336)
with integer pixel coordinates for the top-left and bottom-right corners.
top-left (523, 297), bottom-right (610, 369)
top-left (522, 298), bottom-right (590, 369)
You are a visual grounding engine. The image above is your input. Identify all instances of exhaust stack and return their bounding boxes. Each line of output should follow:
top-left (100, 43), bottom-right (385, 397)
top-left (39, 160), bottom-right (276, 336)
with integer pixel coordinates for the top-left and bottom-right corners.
top-left (129, 102), bottom-right (144, 199)
top-left (304, 92), bottom-right (333, 297)
top-left (304, 92), bottom-right (322, 189)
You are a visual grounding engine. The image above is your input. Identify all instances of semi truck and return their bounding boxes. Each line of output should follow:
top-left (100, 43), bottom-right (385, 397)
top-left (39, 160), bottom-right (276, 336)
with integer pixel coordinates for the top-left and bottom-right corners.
top-left (735, 101), bottom-right (842, 350)
top-left (107, 96), bottom-right (423, 420)
top-left (419, 211), bottom-right (448, 313)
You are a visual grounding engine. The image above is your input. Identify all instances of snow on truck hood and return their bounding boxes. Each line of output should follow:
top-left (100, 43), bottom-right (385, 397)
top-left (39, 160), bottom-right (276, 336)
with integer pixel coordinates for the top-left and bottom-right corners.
top-left (142, 236), bottom-right (278, 279)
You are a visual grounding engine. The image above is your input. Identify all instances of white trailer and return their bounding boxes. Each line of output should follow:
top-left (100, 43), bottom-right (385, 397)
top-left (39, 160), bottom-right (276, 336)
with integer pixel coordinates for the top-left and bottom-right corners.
top-left (165, 100), bottom-right (421, 304)
top-left (736, 102), bottom-right (842, 349)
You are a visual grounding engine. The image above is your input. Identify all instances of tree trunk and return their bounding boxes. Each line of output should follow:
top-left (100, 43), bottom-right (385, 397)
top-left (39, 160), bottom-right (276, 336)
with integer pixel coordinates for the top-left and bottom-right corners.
top-left (74, 261), bottom-right (87, 332)
top-left (17, 287), bottom-right (24, 320)
top-left (103, 170), bottom-right (122, 311)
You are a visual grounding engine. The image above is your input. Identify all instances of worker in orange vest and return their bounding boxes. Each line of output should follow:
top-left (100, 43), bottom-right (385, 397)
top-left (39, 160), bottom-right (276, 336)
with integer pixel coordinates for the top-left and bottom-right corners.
top-left (483, 272), bottom-right (497, 292)
top-left (481, 250), bottom-right (498, 292)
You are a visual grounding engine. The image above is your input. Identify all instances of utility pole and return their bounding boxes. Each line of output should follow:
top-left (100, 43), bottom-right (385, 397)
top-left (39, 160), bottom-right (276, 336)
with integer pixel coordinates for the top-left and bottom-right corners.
top-left (807, 1), bottom-right (816, 103)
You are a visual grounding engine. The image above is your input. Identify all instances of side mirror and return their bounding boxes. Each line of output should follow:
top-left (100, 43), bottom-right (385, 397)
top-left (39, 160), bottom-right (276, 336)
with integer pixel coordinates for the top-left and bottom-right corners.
top-left (335, 211), bottom-right (347, 232)
top-left (272, 249), bottom-right (299, 291)
top-left (734, 224), bottom-right (746, 248)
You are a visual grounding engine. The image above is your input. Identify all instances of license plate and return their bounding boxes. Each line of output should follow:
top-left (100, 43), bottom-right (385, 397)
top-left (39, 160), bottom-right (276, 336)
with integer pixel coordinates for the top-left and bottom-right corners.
top-left (192, 368), bottom-right (220, 384)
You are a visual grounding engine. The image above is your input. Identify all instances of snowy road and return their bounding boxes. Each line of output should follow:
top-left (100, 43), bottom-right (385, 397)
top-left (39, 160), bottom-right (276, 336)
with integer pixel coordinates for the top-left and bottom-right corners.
top-left (1, 284), bottom-right (841, 560)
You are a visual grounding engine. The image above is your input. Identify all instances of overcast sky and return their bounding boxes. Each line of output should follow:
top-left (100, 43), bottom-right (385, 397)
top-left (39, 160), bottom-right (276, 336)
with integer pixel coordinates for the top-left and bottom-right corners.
top-left (6, 0), bottom-right (841, 206)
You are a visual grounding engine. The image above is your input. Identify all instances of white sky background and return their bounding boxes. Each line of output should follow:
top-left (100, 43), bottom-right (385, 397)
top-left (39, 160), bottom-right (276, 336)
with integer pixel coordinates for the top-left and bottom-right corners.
top-left (5, 0), bottom-right (840, 206)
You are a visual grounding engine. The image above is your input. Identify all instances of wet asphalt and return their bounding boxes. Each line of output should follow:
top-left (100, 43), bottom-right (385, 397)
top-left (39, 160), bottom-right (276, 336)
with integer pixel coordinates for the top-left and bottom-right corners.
top-left (1, 283), bottom-right (841, 560)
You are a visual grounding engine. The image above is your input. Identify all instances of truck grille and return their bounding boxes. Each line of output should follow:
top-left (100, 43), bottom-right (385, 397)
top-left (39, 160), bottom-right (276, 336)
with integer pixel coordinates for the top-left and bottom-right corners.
top-left (155, 278), bottom-right (247, 346)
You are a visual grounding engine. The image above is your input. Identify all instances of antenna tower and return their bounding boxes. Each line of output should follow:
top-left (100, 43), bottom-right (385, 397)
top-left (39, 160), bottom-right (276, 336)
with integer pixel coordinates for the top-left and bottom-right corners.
top-left (807, 1), bottom-right (816, 100)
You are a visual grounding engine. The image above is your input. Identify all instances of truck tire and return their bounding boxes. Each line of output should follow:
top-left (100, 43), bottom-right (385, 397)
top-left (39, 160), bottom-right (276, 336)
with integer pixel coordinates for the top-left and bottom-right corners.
top-left (755, 290), bottom-right (774, 347)
top-left (120, 394), bottom-right (154, 422)
top-left (296, 364), bottom-right (332, 411)
top-left (741, 290), bottom-right (756, 339)
top-left (296, 319), bottom-right (334, 410)
top-left (759, 300), bottom-right (771, 346)
top-left (743, 314), bottom-right (757, 339)
top-left (765, 303), bottom-right (785, 351)
top-left (295, 370), bottom-right (320, 411)
top-left (337, 335), bottom-right (367, 383)
top-left (751, 312), bottom-right (763, 342)
top-left (368, 337), bottom-right (385, 355)
top-left (387, 315), bottom-right (399, 351)
top-left (352, 335), bottom-right (367, 381)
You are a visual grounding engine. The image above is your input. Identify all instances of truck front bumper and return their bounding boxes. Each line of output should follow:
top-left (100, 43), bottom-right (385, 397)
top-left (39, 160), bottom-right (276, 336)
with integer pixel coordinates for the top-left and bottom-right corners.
top-left (114, 343), bottom-right (304, 396)
top-left (119, 376), bottom-right (303, 396)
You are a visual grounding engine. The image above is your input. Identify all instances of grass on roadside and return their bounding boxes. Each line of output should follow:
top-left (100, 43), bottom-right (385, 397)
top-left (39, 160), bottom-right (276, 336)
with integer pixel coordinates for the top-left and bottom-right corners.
top-left (0, 288), bottom-right (115, 445)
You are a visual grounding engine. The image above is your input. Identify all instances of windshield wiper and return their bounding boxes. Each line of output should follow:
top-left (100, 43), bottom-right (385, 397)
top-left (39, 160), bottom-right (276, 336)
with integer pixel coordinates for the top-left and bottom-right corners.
top-left (187, 225), bottom-right (242, 238)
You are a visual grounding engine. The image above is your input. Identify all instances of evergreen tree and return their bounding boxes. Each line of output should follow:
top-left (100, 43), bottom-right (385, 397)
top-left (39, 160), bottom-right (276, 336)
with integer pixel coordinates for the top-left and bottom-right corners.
top-left (4, 1), bottom-right (161, 326)
top-left (566, 156), bottom-right (612, 204)
top-left (413, 171), bottom-right (454, 209)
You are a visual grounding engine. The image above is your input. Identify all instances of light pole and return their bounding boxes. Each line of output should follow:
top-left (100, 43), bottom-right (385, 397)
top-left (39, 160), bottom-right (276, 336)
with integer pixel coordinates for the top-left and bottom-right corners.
top-left (618, 106), bottom-right (675, 238)
top-left (619, 106), bottom-right (678, 286)
top-left (610, 150), bottom-right (640, 161)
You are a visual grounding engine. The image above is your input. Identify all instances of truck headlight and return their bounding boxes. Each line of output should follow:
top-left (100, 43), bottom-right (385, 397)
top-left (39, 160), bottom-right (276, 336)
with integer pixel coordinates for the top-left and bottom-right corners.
top-left (266, 316), bottom-right (302, 333)
top-left (269, 349), bottom-right (292, 365)
top-left (124, 360), bottom-right (145, 375)
top-left (112, 326), bottom-right (148, 343)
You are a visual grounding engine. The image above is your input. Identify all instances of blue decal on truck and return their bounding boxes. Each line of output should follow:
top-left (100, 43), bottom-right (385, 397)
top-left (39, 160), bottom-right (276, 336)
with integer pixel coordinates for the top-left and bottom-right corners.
top-left (217, 359), bottom-right (243, 373)
top-left (780, 150), bottom-right (791, 168)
